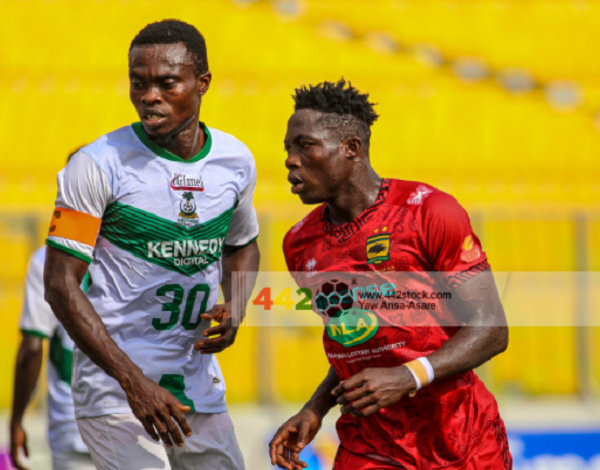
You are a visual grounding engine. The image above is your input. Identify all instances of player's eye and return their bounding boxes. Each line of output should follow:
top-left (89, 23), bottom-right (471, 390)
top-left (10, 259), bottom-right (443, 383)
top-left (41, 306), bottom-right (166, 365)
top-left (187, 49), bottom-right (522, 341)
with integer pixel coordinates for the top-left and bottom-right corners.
top-left (162, 80), bottom-right (176, 89)
top-left (130, 80), bottom-right (144, 90)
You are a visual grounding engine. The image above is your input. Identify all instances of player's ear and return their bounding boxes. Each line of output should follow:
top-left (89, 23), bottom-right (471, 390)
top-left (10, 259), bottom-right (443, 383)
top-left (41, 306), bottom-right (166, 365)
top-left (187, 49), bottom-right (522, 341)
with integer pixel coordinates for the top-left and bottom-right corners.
top-left (197, 71), bottom-right (212, 96)
top-left (344, 136), bottom-right (362, 160)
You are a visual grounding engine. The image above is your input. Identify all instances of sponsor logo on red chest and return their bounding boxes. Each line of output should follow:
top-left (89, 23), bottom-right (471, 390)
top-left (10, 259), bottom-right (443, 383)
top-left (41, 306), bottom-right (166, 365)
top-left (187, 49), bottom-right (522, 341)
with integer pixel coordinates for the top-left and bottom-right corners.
top-left (407, 185), bottom-right (433, 205)
top-left (170, 173), bottom-right (205, 192)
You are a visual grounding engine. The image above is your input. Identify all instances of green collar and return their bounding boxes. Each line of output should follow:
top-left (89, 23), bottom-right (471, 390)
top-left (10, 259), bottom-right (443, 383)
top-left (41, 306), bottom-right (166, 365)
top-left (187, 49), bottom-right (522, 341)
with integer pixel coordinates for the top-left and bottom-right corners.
top-left (132, 122), bottom-right (212, 163)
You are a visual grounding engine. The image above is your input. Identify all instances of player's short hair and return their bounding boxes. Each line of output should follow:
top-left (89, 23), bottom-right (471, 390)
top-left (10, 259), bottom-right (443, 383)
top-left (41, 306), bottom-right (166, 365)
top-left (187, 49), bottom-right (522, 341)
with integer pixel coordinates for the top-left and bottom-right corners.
top-left (293, 78), bottom-right (379, 147)
top-left (129, 19), bottom-right (208, 75)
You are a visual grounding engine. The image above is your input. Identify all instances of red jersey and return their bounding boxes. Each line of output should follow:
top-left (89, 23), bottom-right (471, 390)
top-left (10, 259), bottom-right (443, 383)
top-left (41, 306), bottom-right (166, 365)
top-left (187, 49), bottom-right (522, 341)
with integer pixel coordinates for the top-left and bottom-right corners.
top-left (283, 179), bottom-right (511, 470)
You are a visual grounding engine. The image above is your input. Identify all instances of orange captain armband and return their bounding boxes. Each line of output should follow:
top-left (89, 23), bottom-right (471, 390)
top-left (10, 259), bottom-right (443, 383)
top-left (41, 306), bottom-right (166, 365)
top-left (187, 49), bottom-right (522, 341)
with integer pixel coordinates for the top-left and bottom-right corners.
top-left (48, 207), bottom-right (102, 247)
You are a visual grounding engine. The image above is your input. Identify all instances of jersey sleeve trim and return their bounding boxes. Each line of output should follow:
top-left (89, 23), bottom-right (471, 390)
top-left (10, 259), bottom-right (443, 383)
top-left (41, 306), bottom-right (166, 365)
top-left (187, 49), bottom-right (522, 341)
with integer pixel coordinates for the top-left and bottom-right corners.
top-left (21, 328), bottom-right (48, 339)
top-left (224, 235), bottom-right (258, 249)
top-left (442, 259), bottom-right (490, 289)
top-left (46, 239), bottom-right (93, 264)
top-left (48, 207), bottom-right (102, 247)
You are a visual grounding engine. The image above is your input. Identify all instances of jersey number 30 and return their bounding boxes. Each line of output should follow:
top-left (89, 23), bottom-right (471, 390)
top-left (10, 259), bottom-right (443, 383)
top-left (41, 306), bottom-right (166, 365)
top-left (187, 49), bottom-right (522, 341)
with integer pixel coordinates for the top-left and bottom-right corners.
top-left (153, 283), bottom-right (211, 330)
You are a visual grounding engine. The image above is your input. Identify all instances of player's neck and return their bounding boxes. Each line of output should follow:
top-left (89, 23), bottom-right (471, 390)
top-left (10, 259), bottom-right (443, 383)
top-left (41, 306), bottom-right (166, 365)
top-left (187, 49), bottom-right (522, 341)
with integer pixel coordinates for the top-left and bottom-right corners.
top-left (150, 120), bottom-right (206, 160)
top-left (326, 171), bottom-right (382, 225)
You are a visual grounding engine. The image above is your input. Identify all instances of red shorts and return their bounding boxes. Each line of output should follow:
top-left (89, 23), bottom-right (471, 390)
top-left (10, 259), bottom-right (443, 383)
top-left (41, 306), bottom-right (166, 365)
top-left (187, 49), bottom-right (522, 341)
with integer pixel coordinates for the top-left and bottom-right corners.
top-left (333, 448), bottom-right (402, 470)
top-left (333, 415), bottom-right (512, 470)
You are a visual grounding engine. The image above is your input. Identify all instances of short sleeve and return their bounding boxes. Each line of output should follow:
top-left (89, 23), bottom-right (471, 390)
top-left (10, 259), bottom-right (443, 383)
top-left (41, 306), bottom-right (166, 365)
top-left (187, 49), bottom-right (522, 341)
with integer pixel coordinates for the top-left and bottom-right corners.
top-left (224, 161), bottom-right (259, 247)
top-left (46, 151), bottom-right (111, 263)
top-left (20, 247), bottom-right (57, 338)
top-left (419, 191), bottom-right (489, 288)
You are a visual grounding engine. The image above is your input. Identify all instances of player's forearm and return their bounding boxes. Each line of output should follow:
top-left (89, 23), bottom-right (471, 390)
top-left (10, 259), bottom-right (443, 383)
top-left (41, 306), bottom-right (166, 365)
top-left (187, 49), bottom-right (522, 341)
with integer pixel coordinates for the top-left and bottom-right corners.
top-left (427, 271), bottom-right (508, 380)
top-left (221, 241), bottom-right (260, 315)
top-left (427, 324), bottom-right (508, 380)
top-left (44, 247), bottom-right (145, 387)
top-left (303, 365), bottom-right (340, 419)
top-left (45, 278), bottom-right (144, 388)
top-left (10, 339), bottom-right (43, 425)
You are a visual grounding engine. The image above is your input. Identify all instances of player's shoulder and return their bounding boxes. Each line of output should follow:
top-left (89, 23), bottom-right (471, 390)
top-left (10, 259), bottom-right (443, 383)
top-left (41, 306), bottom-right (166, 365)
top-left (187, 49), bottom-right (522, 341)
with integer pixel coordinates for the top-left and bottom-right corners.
top-left (283, 205), bottom-right (324, 250)
top-left (206, 126), bottom-right (253, 159)
top-left (387, 178), bottom-right (464, 214)
top-left (72, 124), bottom-right (136, 169)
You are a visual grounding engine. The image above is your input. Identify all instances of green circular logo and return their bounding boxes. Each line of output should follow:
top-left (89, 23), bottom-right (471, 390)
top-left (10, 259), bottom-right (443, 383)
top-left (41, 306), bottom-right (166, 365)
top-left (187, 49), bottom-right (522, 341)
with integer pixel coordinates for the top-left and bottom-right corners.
top-left (326, 308), bottom-right (379, 347)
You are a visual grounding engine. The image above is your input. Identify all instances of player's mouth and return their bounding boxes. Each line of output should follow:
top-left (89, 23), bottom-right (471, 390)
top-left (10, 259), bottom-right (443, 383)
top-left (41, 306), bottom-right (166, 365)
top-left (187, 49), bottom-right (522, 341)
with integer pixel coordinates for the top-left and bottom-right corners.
top-left (288, 174), bottom-right (304, 194)
top-left (141, 110), bottom-right (167, 128)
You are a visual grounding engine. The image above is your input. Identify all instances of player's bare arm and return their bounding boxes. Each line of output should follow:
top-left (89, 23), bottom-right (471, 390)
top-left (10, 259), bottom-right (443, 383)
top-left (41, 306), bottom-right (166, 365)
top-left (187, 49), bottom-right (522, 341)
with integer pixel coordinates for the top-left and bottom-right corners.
top-left (10, 335), bottom-right (44, 470)
top-left (195, 240), bottom-right (260, 354)
top-left (270, 365), bottom-right (340, 470)
top-left (44, 246), bottom-right (193, 448)
top-left (334, 269), bottom-right (508, 417)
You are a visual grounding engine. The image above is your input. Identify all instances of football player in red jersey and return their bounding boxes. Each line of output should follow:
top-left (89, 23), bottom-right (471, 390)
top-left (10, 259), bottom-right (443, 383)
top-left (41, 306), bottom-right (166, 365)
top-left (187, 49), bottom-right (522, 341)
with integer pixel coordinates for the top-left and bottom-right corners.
top-left (269, 79), bottom-right (512, 470)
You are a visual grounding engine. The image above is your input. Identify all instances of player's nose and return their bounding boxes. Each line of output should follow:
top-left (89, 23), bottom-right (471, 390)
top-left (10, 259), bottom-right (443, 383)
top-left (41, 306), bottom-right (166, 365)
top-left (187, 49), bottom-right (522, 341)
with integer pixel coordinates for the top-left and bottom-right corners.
top-left (141, 85), bottom-right (162, 105)
top-left (285, 152), bottom-right (300, 169)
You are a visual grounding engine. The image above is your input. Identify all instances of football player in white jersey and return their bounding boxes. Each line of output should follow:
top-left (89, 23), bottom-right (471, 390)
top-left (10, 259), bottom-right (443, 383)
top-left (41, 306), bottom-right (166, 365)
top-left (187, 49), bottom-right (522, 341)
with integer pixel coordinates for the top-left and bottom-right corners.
top-left (43, 20), bottom-right (260, 470)
top-left (11, 246), bottom-right (94, 470)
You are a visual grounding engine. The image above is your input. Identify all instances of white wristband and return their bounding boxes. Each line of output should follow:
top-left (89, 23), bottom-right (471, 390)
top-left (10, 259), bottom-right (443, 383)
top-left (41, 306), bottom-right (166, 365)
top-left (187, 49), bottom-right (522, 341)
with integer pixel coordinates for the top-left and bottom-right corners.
top-left (417, 356), bottom-right (435, 384)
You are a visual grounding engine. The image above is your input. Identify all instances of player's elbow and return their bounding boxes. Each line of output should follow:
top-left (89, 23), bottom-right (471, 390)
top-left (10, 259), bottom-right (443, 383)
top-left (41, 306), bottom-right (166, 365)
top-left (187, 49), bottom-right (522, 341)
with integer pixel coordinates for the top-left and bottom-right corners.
top-left (43, 276), bottom-right (68, 320)
top-left (19, 334), bottom-right (44, 357)
top-left (43, 278), bottom-right (59, 307)
top-left (493, 325), bottom-right (509, 356)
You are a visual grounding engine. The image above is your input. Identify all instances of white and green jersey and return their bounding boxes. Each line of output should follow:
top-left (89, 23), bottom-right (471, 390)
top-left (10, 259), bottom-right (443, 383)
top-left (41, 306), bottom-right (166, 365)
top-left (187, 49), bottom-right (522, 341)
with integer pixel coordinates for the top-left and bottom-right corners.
top-left (47, 122), bottom-right (259, 418)
top-left (20, 246), bottom-right (89, 453)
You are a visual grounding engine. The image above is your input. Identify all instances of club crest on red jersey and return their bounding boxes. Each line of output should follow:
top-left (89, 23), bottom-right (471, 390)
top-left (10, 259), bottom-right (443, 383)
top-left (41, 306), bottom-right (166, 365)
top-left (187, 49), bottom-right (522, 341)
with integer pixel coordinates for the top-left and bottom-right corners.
top-left (366, 228), bottom-right (391, 265)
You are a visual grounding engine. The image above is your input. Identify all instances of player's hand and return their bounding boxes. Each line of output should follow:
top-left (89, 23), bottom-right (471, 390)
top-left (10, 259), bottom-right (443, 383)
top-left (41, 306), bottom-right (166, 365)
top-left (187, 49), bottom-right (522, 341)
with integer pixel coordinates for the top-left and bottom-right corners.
top-left (122, 371), bottom-right (192, 448)
top-left (269, 407), bottom-right (322, 470)
top-left (10, 422), bottom-right (29, 470)
top-left (332, 366), bottom-right (416, 418)
top-left (194, 302), bottom-right (239, 354)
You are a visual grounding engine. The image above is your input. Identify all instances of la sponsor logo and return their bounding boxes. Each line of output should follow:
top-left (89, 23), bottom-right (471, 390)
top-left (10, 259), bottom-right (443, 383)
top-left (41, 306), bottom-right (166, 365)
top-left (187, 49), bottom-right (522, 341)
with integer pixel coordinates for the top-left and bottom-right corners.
top-left (326, 308), bottom-right (379, 347)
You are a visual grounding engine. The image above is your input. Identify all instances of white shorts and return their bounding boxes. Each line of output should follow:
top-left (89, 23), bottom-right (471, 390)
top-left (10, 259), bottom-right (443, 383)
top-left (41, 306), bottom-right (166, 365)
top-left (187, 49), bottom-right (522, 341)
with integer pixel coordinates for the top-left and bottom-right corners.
top-left (77, 412), bottom-right (245, 470)
top-left (52, 449), bottom-right (95, 470)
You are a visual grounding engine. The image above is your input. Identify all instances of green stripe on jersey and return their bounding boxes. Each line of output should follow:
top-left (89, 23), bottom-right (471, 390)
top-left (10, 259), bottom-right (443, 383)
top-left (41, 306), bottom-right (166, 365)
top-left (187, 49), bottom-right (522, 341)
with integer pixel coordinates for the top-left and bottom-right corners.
top-left (159, 374), bottom-right (196, 412)
top-left (21, 329), bottom-right (48, 339)
top-left (46, 239), bottom-right (93, 264)
top-left (100, 201), bottom-right (236, 276)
